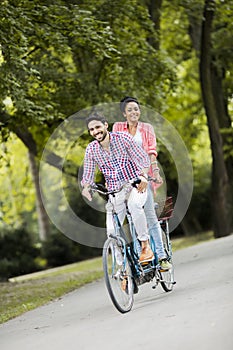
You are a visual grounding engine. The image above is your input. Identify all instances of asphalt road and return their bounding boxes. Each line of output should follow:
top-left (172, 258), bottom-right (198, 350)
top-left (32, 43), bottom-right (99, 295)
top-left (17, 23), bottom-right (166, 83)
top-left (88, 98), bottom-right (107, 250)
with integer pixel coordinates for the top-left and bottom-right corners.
top-left (1, 234), bottom-right (233, 350)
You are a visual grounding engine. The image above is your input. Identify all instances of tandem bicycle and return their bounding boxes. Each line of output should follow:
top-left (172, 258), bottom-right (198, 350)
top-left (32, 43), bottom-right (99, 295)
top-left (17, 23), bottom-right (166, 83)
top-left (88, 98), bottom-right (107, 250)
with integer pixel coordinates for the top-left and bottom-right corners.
top-left (90, 179), bottom-right (176, 313)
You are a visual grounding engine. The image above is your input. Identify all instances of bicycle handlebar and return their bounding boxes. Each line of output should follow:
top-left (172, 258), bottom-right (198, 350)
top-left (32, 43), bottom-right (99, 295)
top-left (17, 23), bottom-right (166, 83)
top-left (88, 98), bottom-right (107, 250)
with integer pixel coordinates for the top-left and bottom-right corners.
top-left (90, 183), bottom-right (121, 196)
top-left (90, 176), bottom-right (161, 196)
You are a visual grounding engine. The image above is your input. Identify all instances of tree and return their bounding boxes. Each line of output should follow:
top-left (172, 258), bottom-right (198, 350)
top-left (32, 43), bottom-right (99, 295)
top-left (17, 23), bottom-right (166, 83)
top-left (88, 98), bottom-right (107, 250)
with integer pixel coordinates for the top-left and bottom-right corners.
top-left (182, 0), bottom-right (233, 237)
top-left (0, 0), bottom-right (174, 240)
top-left (159, 0), bottom-right (233, 237)
top-left (199, 0), bottom-right (233, 237)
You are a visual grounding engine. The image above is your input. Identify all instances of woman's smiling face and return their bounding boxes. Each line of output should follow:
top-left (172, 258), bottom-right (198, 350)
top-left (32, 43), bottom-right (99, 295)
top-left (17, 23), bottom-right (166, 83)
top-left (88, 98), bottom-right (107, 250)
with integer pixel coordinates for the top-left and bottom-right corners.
top-left (123, 101), bottom-right (141, 124)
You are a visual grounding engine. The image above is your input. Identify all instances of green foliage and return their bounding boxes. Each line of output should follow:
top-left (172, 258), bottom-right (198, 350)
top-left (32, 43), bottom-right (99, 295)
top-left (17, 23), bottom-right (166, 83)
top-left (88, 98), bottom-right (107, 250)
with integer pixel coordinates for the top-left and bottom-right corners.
top-left (0, 135), bottom-right (36, 230)
top-left (0, 227), bottom-right (41, 281)
top-left (63, 174), bottom-right (106, 226)
top-left (158, 3), bottom-right (212, 228)
top-left (41, 232), bottom-right (80, 267)
top-left (0, 0), bottom-right (232, 241)
top-left (0, 0), bottom-right (174, 122)
top-left (41, 231), bottom-right (101, 268)
top-left (221, 128), bottom-right (233, 159)
top-left (0, 0), bottom-right (208, 238)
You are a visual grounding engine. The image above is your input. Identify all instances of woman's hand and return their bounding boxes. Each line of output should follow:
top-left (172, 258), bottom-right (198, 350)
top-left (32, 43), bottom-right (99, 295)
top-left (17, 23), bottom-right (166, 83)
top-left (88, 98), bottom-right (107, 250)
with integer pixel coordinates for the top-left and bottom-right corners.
top-left (152, 168), bottom-right (163, 184)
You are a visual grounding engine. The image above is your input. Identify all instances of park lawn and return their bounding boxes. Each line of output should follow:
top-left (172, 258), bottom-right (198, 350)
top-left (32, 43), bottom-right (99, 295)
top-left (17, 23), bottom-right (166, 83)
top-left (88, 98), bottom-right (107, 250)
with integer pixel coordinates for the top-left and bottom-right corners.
top-left (0, 231), bottom-right (214, 324)
top-left (0, 257), bottom-right (103, 324)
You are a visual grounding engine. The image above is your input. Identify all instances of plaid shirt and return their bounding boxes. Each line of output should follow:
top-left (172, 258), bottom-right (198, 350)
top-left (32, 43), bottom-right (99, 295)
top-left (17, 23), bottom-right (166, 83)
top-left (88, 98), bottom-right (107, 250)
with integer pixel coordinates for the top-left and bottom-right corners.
top-left (81, 132), bottom-right (150, 191)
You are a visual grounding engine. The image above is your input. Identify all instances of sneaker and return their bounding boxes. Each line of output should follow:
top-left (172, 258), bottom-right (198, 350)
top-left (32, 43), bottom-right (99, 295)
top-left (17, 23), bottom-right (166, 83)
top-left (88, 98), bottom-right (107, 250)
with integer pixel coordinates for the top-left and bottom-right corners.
top-left (159, 259), bottom-right (172, 271)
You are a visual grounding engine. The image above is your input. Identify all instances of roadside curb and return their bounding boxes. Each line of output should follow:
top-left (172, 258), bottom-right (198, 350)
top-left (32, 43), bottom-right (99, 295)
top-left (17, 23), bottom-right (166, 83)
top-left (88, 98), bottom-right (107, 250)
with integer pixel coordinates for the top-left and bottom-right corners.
top-left (8, 258), bottom-right (102, 283)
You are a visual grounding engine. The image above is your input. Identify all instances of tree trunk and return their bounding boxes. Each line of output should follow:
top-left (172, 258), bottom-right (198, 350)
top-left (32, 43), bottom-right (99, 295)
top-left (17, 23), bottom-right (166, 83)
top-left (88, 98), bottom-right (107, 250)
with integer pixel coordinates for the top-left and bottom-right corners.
top-left (144, 0), bottom-right (162, 50)
top-left (210, 65), bottom-right (233, 179)
top-left (28, 150), bottom-right (50, 241)
top-left (0, 114), bottom-right (79, 240)
top-left (199, 0), bottom-right (232, 237)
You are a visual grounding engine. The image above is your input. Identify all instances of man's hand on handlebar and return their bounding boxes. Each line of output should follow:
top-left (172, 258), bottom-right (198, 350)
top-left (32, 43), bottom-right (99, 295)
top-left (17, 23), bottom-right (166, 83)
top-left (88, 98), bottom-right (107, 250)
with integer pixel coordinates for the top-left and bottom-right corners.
top-left (82, 185), bottom-right (92, 201)
top-left (136, 176), bottom-right (148, 193)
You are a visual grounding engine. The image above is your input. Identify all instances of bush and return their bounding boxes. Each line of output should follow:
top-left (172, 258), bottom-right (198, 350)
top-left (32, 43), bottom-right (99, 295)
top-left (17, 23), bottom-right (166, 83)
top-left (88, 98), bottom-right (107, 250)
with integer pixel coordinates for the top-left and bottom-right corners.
top-left (0, 227), bottom-right (41, 281)
top-left (41, 232), bottom-right (79, 267)
top-left (41, 232), bottom-right (101, 268)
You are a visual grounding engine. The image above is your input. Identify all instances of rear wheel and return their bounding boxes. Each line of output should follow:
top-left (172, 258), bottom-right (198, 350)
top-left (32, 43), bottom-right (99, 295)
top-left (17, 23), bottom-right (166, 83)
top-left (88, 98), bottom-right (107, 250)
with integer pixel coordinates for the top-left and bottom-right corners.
top-left (160, 227), bottom-right (175, 292)
top-left (159, 269), bottom-right (174, 292)
top-left (102, 238), bottom-right (134, 313)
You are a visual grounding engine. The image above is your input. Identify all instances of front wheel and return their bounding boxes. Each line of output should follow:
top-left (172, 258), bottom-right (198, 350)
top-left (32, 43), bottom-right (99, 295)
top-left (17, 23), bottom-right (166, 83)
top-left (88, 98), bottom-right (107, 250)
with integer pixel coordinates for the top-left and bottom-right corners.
top-left (102, 238), bottom-right (134, 313)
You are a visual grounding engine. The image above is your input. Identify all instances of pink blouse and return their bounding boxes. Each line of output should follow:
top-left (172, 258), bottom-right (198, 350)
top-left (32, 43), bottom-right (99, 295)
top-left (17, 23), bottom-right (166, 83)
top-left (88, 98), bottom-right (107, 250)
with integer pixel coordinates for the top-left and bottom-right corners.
top-left (112, 121), bottom-right (157, 157)
top-left (113, 121), bottom-right (162, 193)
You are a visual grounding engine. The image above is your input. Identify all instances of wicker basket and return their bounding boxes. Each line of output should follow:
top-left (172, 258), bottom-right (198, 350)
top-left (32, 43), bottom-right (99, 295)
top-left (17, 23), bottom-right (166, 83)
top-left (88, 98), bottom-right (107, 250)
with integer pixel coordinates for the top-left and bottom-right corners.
top-left (155, 196), bottom-right (173, 220)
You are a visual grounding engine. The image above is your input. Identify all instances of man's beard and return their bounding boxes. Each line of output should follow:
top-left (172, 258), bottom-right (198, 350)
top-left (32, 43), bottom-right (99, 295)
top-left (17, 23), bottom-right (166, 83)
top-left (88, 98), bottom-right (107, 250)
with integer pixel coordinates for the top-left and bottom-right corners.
top-left (96, 130), bottom-right (108, 142)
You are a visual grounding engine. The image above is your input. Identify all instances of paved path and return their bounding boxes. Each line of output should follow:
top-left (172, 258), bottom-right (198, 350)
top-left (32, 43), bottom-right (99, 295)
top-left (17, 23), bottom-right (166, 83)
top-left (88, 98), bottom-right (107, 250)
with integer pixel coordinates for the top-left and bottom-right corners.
top-left (1, 235), bottom-right (233, 350)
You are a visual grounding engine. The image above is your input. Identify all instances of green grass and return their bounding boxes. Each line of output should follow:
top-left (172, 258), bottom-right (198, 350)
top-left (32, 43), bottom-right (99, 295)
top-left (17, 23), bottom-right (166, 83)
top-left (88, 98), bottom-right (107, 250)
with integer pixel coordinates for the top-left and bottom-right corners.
top-left (0, 231), bottom-right (214, 324)
top-left (171, 231), bottom-right (214, 251)
top-left (0, 257), bottom-right (103, 324)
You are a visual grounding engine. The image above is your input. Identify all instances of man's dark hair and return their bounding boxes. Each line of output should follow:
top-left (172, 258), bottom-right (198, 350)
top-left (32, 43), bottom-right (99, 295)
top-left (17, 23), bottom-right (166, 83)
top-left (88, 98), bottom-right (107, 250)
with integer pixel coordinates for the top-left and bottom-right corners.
top-left (85, 112), bottom-right (107, 128)
top-left (120, 96), bottom-right (140, 113)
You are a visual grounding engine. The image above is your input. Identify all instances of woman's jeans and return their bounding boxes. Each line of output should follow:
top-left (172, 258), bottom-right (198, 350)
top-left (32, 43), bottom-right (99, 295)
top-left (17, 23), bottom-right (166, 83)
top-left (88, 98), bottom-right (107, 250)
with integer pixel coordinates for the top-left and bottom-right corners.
top-left (144, 186), bottom-right (166, 259)
top-left (106, 186), bottom-right (149, 242)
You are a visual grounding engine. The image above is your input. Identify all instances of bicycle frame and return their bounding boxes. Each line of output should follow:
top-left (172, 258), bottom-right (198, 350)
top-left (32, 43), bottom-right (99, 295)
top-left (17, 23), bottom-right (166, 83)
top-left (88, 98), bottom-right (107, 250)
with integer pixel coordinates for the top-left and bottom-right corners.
top-left (90, 182), bottom-right (175, 313)
top-left (112, 204), bottom-right (163, 288)
top-left (111, 208), bottom-right (142, 280)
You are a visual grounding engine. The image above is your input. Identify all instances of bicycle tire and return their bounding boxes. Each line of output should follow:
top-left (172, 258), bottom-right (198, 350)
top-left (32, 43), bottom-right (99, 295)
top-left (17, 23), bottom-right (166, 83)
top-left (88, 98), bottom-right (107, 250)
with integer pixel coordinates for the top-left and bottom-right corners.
top-left (160, 227), bottom-right (175, 292)
top-left (102, 238), bottom-right (134, 313)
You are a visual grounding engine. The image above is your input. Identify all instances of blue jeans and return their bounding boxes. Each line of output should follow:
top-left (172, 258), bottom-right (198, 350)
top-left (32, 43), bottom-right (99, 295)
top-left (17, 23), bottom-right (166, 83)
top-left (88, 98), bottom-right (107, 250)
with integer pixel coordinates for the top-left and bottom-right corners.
top-left (144, 186), bottom-right (166, 259)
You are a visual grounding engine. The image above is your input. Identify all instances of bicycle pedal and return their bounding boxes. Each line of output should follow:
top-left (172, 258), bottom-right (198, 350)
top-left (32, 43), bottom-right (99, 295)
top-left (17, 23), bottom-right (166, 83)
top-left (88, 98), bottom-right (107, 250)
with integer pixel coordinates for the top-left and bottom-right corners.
top-left (140, 260), bottom-right (152, 266)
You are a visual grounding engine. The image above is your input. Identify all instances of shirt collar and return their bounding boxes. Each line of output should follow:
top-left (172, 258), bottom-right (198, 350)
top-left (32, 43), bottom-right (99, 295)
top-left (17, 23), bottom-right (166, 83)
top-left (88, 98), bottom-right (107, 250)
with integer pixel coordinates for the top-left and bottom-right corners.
top-left (124, 121), bottom-right (142, 130)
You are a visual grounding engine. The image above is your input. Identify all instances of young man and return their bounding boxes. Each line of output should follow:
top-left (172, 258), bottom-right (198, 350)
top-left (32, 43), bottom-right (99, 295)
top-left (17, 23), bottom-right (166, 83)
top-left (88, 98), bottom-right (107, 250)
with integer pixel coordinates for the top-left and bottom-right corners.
top-left (81, 112), bottom-right (154, 263)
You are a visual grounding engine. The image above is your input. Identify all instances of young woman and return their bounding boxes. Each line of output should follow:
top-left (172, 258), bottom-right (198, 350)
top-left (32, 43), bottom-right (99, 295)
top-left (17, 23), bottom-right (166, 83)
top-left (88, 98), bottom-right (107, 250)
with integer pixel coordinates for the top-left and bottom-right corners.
top-left (113, 96), bottom-right (171, 270)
